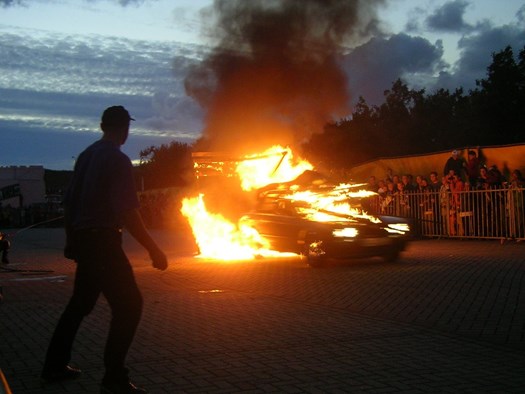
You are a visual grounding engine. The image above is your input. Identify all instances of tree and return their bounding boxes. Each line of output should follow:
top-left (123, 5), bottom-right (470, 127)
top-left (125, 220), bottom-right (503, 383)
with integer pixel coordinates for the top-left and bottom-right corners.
top-left (471, 45), bottom-right (525, 145)
top-left (138, 142), bottom-right (193, 190)
top-left (376, 79), bottom-right (425, 155)
top-left (410, 87), bottom-right (470, 150)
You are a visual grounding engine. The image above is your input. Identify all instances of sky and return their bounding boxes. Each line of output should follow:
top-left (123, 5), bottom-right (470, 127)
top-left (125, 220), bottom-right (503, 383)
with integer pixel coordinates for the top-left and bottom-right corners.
top-left (1, 0), bottom-right (524, 170)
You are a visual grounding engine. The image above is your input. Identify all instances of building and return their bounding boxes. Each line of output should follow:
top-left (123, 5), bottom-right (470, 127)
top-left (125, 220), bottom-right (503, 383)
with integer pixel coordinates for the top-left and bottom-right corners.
top-left (0, 166), bottom-right (46, 208)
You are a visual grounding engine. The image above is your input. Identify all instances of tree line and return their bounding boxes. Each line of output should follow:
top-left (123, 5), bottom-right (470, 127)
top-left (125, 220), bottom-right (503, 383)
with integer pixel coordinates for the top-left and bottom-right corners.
top-left (138, 45), bottom-right (525, 190)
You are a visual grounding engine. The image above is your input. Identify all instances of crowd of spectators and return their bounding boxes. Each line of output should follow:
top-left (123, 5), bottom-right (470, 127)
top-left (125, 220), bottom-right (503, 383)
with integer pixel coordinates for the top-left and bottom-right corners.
top-left (367, 150), bottom-right (524, 197)
top-left (363, 149), bottom-right (525, 239)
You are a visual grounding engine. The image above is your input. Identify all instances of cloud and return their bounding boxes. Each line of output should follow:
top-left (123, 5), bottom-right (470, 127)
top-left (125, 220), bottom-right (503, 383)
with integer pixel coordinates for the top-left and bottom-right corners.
top-left (436, 20), bottom-right (525, 91)
top-left (0, 29), bottom-right (205, 168)
top-left (425, 0), bottom-right (472, 33)
top-left (146, 91), bottom-right (203, 136)
top-left (0, 0), bottom-right (21, 7)
top-left (343, 33), bottom-right (445, 105)
top-left (343, 3), bottom-right (525, 105)
top-left (0, 29), bottom-right (204, 123)
top-left (518, 5), bottom-right (525, 24)
top-left (0, 0), bottom-right (146, 6)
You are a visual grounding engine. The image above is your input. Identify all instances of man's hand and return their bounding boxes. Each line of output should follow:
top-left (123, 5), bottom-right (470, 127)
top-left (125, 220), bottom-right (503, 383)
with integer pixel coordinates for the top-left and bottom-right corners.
top-left (122, 208), bottom-right (168, 271)
top-left (149, 247), bottom-right (168, 271)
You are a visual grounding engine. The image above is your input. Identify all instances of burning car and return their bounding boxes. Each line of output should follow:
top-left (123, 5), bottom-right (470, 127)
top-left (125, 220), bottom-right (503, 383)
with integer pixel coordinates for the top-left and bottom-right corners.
top-left (183, 147), bottom-right (410, 265)
top-left (238, 171), bottom-right (411, 266)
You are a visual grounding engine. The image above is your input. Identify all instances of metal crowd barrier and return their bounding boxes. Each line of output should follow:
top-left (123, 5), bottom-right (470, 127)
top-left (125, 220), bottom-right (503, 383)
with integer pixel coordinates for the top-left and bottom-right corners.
top-left (365, 187), bottom-right (525, 240)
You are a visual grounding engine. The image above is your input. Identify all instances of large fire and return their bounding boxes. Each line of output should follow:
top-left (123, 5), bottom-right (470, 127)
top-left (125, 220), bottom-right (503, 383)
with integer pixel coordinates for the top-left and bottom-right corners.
top-left (181, 194), bottom-right (296, 260)
top-left (235, 146), bottom-right (313, 191)
top-left (181, 145), bottom-right (378, 261)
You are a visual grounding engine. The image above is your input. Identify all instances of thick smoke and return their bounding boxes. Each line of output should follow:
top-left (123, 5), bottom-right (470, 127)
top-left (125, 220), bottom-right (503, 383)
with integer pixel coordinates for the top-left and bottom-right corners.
top-left (185, 0), bottom-right (386, 155)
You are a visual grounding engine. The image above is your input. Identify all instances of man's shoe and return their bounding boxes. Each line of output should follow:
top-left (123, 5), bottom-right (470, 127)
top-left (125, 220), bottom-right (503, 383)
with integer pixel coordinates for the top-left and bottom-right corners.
top-left (41, 365), bottom-right (82, 383)
top-left (100, 380), bottom-right (148, 394)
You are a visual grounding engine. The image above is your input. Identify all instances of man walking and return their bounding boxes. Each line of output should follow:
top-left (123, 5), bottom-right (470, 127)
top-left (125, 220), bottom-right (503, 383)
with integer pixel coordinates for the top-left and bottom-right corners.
top-left (41, 106), bottom-right (168, 394)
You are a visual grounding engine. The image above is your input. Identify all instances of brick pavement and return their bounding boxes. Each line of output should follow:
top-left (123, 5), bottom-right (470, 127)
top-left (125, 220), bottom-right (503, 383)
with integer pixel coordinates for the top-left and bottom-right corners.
top-left (1, 228), bottom-right (524, 393)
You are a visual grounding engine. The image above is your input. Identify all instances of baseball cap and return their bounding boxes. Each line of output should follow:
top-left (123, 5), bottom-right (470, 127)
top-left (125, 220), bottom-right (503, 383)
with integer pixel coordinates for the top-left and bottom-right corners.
top-left (101, 106), bottom-right (135, 126)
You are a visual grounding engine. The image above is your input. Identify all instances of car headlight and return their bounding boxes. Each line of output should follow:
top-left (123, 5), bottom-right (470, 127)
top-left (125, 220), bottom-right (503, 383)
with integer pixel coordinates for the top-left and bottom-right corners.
top-left (385, 223), bottom-right (410, 234)
top-left (332, 227), bottom-right (358, 238)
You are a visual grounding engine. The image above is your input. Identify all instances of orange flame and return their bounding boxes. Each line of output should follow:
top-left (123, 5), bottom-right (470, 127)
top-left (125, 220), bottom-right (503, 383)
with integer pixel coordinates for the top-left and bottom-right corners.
top-left (283, 186), bottom-right (380, 223)
top-left (181, 194), bottom-right (295, 260)
top-left (235, 145), bottom-right (313, 191)
top-left (181, 146), bottom-right (379, 261)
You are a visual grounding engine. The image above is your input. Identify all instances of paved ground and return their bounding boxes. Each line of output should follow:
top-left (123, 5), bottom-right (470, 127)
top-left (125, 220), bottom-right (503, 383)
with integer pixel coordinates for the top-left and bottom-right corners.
top-left (1, 228), bottom-right (524, 393)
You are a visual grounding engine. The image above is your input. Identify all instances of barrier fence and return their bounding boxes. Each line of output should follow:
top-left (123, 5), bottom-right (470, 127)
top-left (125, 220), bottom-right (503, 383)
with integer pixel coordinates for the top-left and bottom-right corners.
top-left (365, 187), bottom-right (525, 240)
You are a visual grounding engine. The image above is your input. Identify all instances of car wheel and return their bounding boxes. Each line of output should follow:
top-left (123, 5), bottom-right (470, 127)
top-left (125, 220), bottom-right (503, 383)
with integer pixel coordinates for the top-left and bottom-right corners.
top-left (383, 249), bottom-right (401, 262)
top-left (305, 240), bottom-right (326, 267)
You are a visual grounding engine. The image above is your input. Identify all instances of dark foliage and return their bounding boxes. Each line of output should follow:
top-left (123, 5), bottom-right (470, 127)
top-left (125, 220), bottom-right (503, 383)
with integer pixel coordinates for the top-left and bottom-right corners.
top-left (302, 45), bottom-right (525, 168)
top-left (138, 141), bottom-right (194, 190)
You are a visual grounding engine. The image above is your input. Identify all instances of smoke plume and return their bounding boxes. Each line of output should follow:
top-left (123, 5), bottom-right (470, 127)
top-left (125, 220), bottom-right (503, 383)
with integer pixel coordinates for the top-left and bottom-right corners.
top-left (185, 0), bottom-right (386, 155)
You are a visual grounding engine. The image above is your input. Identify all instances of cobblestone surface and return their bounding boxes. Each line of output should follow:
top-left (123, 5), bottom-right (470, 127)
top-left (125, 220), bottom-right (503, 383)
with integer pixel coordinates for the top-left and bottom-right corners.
top-left (1, 228), bottom-right (524, 393)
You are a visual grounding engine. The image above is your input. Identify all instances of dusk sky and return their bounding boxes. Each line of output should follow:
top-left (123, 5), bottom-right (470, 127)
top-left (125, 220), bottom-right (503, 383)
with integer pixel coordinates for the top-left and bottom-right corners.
top-left (1, 0), bottom-right (524, 170)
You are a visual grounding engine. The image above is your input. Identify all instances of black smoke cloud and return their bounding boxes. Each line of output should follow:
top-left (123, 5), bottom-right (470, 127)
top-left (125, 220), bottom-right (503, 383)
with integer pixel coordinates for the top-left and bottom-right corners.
top-left (184, 0), bottom-right (386, 154)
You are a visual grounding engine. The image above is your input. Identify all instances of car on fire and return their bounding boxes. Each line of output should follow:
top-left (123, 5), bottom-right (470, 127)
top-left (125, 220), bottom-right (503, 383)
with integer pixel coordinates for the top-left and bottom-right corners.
top-left (239, 171), bottom-right (411, 266)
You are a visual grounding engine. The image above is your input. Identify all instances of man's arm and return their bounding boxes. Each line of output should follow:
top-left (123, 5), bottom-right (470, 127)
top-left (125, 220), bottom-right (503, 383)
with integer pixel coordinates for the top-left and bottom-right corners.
top-left (122, 208), bottom-right (168, 270)
top-left (63, 207), bottom-right (76, 260)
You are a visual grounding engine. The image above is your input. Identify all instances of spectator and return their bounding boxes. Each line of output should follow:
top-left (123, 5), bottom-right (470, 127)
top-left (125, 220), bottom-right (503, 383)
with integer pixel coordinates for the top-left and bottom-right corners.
top-left (415, 175), bottom-right (423, 191)
top-left (488, 165), bottom-right (506, 236)
top-left (449, 174), bottom-right (465, 236)
top-left (443, 150), bottom-right (464, 180)
top-left (367, 176), bottom-right (377, 192)
top-left (417, 176), bottom-right (428, 192)
top-left (507, 169), bottom-right (525, 239)
top-left (396, 182), bottom-right (410, 216)
top-left (465, 149), bottom-right (481, 187)
top-left (428, 171), bottom-right (441, 192)
top-left (377, 179), bottom-right (387, 197)
top-left (392, 174), bottom-right (400, 188)
top-left (439, 176), bottom-right (451, 235)
top-left (380, 181), bottom-right (396, 214)
top-left (477, 166), bottom-right (490, 190)
top-left (401, 174), bottom-right (416, 192)
top-left (427, 172), bottom-right (441, 234)
top-left (487, 165), bottom-right (505, 188)
top-left (509, 169), bottom-right (525, 188)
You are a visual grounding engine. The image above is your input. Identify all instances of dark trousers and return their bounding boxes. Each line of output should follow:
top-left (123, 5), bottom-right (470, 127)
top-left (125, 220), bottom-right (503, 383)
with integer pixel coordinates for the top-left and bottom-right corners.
top-left (43, 229), bottom-right (143, 382)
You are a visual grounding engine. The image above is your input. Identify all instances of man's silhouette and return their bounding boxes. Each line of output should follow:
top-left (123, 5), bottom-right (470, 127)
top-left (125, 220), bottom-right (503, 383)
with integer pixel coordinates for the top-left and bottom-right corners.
top-left (42, 106), bottom-right (168, 394)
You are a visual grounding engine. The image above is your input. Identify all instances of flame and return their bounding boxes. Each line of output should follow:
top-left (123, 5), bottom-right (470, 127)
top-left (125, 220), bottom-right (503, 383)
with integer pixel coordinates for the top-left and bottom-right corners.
top-left (181, 194), bottom-right (294, 260)
top-left (181, 146), bottom-right (380, 261)
top-left (235, 145), bottom-right (313, 191)
top-left (282, 187), bottom-right (381, 224)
